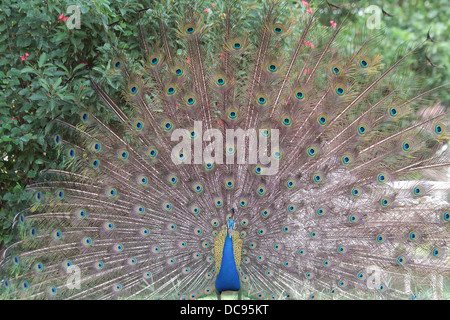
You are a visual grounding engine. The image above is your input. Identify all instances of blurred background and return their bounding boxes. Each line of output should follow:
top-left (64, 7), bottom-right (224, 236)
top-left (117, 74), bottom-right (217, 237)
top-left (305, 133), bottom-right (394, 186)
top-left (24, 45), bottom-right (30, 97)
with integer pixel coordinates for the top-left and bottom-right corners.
top-left (0, 0), bottom-right (448, 251)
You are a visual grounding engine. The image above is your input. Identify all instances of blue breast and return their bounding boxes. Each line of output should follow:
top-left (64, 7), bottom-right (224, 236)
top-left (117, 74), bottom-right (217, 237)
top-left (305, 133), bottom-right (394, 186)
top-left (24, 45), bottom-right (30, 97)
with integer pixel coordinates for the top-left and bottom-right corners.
top-left (215, 235), bottom-right (241, 292)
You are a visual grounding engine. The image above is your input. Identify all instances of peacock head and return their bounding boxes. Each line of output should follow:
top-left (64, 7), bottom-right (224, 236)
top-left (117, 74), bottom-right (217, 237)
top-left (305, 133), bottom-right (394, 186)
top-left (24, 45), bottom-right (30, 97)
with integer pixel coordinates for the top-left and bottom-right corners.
top-left (227, 208), bottom-right (236, 238)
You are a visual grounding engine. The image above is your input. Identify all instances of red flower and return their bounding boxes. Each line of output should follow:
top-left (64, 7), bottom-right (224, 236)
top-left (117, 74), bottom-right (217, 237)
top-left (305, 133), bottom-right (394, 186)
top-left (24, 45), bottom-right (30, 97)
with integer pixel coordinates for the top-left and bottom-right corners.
top-left (59, 14), bottom-right (68, 22)
top-left (20, 53), bottom-right (29, 62)
top-left (330, 20), bottom-right (337, 29)
top-left (204, 8), bottom-right (210, 13)
top-left (303, 40), bottom-right (314, 49)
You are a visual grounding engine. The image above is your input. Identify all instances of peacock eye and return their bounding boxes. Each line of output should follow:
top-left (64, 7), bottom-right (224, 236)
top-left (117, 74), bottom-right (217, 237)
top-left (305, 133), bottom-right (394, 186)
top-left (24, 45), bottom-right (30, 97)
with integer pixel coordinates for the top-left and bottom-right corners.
top-left (186, 27), bottom-right (194, 34)
top-left (151, 57), bottom-right (159, 65)
top-left (332, 66), bottom-right (340, 74)
top-left (377, 173), bottom-right (387, 183)
top-left (390, 107), bottom-right (398, 116)
top-left (175, 68), bottom-right (183, 75)
top-left (130, 86), bottom-right (138, 94)
top-left (295, 91), bottom-right (305, 100)
top-left (268, 64), bottom-right (277, 72)
top-left (233, 42), bottom-right (241, 49)
top-left (444, 212), bottom-right (450, 221)
top-left (402, 142), bottom-right (411, 151)
top-left (414, 187), bottom-right (422, 195)
top-left (114, 61), bottom-right (121, 68)
top-left (336, 87), bottom-right (345, 95)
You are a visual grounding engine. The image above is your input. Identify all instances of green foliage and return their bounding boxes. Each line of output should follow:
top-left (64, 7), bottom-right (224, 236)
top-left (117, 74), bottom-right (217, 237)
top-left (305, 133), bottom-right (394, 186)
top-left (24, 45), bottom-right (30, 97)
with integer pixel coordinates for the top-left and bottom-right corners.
top-left (0, 0), bottom-right (146, 245)
top-left (0, 0), bottom-right (448, 247)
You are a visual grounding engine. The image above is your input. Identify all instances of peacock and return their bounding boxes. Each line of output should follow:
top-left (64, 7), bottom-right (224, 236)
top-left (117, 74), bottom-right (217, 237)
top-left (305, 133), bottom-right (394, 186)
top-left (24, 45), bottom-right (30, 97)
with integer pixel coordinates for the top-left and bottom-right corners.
top-left (1, 0), bottom-right (449, 300)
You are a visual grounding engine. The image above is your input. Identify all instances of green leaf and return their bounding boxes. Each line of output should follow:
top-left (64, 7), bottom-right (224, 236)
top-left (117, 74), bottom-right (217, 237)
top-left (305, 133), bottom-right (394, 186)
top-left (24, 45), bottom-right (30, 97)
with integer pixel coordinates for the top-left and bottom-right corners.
top-left (39, 53), bottom-right (47, 68)
top-left (53, 77), bottom-right (62, 88)
top-left (29, 92), bottom-right (47, 100)
top-left (21, 66), bottom-right (37, 74)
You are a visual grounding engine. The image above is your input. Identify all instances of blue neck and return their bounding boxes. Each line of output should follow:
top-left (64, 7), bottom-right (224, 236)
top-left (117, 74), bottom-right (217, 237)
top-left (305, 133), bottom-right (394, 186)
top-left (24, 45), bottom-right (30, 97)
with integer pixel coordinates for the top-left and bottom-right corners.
top-left (215, 235), bottom-right (240, 292)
